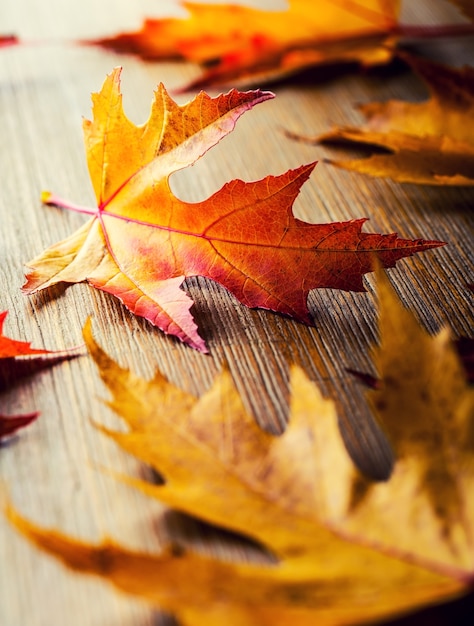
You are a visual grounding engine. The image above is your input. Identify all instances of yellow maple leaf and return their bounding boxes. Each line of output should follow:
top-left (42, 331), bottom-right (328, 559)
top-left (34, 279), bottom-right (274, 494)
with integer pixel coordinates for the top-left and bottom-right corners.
top-left (313, 53), bottom-right (474, 185)
top-left (5, 269), bottom-right (474, 625)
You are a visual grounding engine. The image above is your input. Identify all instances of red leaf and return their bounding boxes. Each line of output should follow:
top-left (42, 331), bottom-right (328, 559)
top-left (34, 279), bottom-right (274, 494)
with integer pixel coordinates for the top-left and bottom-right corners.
top-left (0, 310), bottom-right (81, 438)
top-left (0, 311), bottom-right (52, 358)
top-left (0, 413), bottom-right (39, 440)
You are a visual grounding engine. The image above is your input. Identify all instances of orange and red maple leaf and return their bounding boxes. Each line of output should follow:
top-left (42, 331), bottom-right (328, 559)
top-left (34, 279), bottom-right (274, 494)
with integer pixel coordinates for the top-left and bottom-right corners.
top-left (23, 69), bottom-right (444, 351)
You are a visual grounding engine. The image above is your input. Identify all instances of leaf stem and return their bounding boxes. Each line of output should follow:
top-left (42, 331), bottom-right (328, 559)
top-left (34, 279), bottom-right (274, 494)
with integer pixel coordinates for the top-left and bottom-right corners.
top-left (41, 191), bottom-right (97, 216)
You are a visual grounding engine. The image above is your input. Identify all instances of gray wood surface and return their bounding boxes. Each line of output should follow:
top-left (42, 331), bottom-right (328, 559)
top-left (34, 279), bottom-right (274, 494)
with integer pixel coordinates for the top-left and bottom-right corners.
top-left (0, 1), bottom-right (472, 625)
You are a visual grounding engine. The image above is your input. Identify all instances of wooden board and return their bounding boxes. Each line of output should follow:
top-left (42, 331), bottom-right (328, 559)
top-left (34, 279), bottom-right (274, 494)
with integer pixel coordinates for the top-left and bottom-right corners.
top-left (0, 1), bottom-right (472, 625)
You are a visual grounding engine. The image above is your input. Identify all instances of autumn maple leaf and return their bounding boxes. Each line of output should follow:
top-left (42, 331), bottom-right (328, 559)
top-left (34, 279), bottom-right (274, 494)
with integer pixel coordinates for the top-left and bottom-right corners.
top-left (23, 68), bottom-right (443, 352)
top-left (0, 310), bottom-right (78, 439)
top-left (92, 0), bottom-right (401, 89)
top-left (313, 53), bottom-right (474, 185)
top-left (6, 271), bottom-right (474, 625)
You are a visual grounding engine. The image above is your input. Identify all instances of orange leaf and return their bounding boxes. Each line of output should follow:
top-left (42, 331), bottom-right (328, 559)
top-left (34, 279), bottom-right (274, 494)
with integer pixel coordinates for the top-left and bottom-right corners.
top-left (5, 298), bottom-right (474, 624)
top-left (92, 0), bottom-right (401, 89)
top-left (23, 69), bottom-right (444, 351)
top-left (315, 54), bottom-right (474, 185)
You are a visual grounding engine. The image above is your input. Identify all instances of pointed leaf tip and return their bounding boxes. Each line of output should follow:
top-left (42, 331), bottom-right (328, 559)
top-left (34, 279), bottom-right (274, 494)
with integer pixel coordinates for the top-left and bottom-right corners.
top-left (0, 413), bottom-right (39, 440)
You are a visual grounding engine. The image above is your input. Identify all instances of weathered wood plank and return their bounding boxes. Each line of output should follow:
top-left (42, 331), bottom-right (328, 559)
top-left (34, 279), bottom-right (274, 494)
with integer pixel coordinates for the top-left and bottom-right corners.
top-left (0, 1), bottom-right (473, 625)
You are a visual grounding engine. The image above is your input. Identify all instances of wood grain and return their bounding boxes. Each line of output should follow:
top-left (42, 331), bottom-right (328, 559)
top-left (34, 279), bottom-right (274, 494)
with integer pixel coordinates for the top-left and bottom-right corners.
top-left (0, 1), bottom-right (473, 625)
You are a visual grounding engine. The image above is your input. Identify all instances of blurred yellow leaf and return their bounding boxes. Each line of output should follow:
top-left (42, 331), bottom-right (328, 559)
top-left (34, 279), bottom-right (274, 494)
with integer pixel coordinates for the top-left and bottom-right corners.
top-left (316, 54), bottom-right (474, 185)
top-left (6, 268), bottom-right (474, 625)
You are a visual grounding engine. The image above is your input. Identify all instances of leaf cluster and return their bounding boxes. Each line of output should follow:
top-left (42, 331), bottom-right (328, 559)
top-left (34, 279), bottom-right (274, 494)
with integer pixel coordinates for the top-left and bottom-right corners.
top-left (1, 2), bottom-right (473, 625)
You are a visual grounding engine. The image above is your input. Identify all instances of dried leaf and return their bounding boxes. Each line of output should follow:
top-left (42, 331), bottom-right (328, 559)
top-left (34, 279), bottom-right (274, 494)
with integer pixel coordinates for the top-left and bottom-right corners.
top-left (91, 0), bottom-right (401, 89)
top-left (6, 290), bottom-right (474, 624)
top-left (316, 54), bottom-right (474, 185)
top-left (0, 310), bottom-right (79, 438)
top-left (325, 268), bottom-right (474, 583)
top-left (23, 69), bottom-right (444, 352)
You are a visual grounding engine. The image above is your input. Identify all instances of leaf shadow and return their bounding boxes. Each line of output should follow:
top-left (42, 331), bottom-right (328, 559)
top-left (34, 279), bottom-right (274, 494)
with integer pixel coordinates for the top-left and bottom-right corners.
top-left (265, 55), bottom-right (408, 91)
top-left (24, 283), bottom-right (72, 311)
top-left (0, 433), bottom-right (21, 449)
top-left (384, 590), bottom-right (474, 626)
top-left (0, 352), bottom-right (81, 392)
top-left (137, 465), bottom-right (276, 565)
top-left (160, 509), bottom-right (277, 566)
